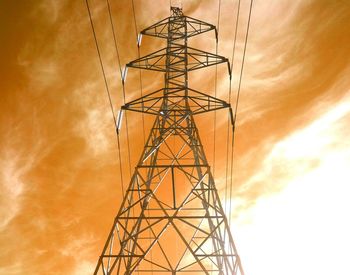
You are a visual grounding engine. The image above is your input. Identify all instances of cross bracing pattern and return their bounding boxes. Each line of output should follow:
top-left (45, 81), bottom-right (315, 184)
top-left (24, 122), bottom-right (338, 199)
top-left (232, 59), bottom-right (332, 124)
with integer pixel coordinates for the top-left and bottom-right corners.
top-left (94, 7), bottom-right (244, 275)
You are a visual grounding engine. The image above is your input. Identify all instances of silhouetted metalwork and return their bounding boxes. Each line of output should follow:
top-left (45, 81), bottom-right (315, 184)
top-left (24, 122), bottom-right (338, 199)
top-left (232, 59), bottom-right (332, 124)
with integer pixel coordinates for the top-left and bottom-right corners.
top-left (95, 7), bottom-right (244, 274)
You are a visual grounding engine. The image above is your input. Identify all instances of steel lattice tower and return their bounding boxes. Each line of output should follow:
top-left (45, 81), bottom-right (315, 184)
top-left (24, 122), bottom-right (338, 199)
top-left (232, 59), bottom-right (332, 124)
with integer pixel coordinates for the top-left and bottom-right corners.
top-left (95, 7), bottom-right (244, 275)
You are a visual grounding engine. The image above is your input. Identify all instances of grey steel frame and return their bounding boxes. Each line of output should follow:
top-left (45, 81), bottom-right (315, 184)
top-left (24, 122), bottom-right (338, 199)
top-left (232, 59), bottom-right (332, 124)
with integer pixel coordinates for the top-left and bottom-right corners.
top-left (94, 7), bottom-right (244, 275)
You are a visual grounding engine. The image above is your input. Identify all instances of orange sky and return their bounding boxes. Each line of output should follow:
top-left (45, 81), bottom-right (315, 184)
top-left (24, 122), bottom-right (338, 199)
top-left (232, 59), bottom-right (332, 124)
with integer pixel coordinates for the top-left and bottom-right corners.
top-left (1, 0), bottom-right (350, 274)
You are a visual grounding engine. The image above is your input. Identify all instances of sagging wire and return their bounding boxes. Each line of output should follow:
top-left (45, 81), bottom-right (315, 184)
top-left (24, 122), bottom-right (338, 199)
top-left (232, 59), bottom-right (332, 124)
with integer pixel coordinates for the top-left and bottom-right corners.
top-left (224, 0), bottom-right (242, 245)
top-left (106, 0), bottom-right (133, 179)
top-left (228, 0), bottom-right (254, 229)
top-left (212, 0), bottom-right (221, 179)
top-left (86, 0), bottom-right (125, 194)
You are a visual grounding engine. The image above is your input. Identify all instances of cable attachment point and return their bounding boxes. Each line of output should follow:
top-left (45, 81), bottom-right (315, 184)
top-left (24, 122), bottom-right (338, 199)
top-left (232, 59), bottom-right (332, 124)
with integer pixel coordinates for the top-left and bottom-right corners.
top-left (227, 61), bottom-right (232, 80)
top-left (121, 66), bottom-right (128, 84)
top-left (137, 33), bottom-right (143, 47)
top-left (116, 109), bottom-right (124, 135)
top-left (229, 107), bottom-right (235, 131)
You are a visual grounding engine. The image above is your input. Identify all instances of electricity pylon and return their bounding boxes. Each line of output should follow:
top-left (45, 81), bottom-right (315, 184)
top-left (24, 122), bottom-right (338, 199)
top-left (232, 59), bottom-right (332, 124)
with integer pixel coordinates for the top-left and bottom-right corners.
top-left (95, 7), bottom-right (244, 275)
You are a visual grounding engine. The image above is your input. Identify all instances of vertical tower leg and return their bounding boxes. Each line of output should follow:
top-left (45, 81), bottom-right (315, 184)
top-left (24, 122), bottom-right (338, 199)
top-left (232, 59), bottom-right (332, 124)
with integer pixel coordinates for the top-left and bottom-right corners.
top-left (94, 6), bottom-right (244, 275)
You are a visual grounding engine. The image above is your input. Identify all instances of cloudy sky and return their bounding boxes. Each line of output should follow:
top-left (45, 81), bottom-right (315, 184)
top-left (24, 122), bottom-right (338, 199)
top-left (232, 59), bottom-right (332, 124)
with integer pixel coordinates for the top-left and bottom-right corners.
top-left (1, 0), bottom-right (350, 274)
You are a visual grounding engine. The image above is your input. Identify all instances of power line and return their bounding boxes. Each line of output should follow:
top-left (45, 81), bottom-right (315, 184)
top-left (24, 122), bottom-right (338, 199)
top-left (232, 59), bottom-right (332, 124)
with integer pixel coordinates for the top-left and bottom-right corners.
top-left (212, 0), bottom-right (221, 178)
top-left (224, 0), bottom-right (241, 228)
top-left (228, 0), bottom-right (254, 228)
top-left (105, 0), bottom-right (132, 178)
top-left (85, 0), bottom-right (125, 194)
top-left (229, 0), bottom-right (242, 73)
top-left (213, 0), bottom-right (221, 259)
top-left (105, 0), bottom-right (127, 193)
top-left (86, 0), bottom-right (116, 126)
top-left (106, 0), bottom-right (123, 77)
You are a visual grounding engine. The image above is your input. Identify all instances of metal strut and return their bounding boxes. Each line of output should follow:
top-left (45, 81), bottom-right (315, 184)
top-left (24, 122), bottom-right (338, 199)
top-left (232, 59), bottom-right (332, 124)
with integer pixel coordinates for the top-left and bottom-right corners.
top-left (95, 7), bottom-right (244, 275)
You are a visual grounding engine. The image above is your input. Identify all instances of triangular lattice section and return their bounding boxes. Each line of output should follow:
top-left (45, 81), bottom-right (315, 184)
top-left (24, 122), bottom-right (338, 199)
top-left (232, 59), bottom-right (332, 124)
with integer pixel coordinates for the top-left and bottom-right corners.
top-left (95, 6), bottom-right (244, 275)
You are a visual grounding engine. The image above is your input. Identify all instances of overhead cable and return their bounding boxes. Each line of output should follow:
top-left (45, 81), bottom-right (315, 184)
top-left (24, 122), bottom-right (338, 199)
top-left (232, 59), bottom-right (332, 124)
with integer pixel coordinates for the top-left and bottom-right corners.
top-left (106, 0), bottom-right (133, 177)
top-left (212, 0), bottom-right (222, 178)
top-left (229, 0), bottom-right (254, 228)
top-left (224, 0), bottom-right (242, 227)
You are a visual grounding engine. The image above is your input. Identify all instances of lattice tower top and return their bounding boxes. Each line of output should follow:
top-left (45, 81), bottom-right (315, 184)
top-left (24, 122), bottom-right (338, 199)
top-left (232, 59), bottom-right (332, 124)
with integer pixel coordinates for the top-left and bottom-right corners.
top-left (170, 6), bottom-right (183, 17)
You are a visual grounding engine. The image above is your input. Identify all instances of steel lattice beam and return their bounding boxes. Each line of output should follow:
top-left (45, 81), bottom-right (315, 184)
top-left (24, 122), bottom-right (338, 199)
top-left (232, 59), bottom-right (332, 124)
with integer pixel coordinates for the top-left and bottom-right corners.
top-left (95, 6), bottom-right (244, 275)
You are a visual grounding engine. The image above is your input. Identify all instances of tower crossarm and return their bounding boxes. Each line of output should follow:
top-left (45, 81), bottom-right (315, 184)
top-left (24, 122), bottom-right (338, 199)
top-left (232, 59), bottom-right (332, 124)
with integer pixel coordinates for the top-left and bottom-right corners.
top-left (122, 87), bottom-right (230, 115)
top-left (126, 46), bottom-right (231, 75)
top-left (141, 16), bottom-right (217, 40)
top-left (94, 6), bottom-right (244, 275)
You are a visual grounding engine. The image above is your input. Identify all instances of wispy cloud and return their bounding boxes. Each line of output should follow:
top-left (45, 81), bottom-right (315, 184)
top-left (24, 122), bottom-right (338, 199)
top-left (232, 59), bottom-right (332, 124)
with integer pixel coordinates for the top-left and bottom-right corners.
top-left (0, 150), bottom-right (25, 229)
top-left (59, 233), bottom-right (97, 274)
top-left (0, 263), bottom-right (23, 275)
top-left (233, 88), bottom-right (350, 218)
top-left (72, 260), bottom-right (96, 275)
top-left (2, 1), bottom-right (349, 274)
top-left (0, 125), bottom-right (44, 230)
top-left (236, 132), bottom-right (350, 275)
top-left (72, 83), bottom-right (116, 157)
top-left (59, 233), bottom-right (96, 257)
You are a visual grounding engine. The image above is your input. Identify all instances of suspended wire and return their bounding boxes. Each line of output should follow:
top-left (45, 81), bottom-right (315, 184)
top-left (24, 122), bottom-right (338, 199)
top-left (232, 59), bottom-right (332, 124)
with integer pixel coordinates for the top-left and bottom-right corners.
top-left (105, 0), bottom-right (128, 192)
top-left (104, 1), bottom-right (139, 269)
top-left (213, 0), bottom-right (221, 252)
top-left (233, 0), bottom-right (253, 124)
top-left (131, 0), bottom-right (146, 145)
top-left (228, 0), bottom-right (254, 228)
top-left (86, 0), bottom-right (116, 125)
top-left (85, 0), bottom-right (125, 194)
top-left (224, 0), bottom-right (241, 245)
top-left (106, 0), bottom-right (122, 76)
top-left (212, 0), bottom-right (221, 178)
top-left (229, 0), bottom-right (242, 72)
top-left (213, 0), bottom-right (221, 259)
top-left (106, 0), bottom-right (133, 178)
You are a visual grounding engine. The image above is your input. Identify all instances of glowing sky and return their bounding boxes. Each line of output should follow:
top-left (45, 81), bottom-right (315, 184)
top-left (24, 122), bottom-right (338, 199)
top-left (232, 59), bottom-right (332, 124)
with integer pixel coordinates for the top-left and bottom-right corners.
top-left (1, 0), bottom-right (350, 274)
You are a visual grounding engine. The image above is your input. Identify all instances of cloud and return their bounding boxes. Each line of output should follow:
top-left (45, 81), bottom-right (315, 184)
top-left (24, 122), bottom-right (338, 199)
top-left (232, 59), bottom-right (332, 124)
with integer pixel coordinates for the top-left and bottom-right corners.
top-left (59, 233), bottom-right (97, 274)
top-left (0, 150), bottom-right (25, 229)
top-left (72, 260), bottom-right (96, 275)
top-left (2, 1), bottom-right (349, 274)
top-left (60, 233), bottom-right (96, 257)
top-left (36, 0), bottom-right (64, 24)
top-left (16, 0), bottom-right (122, 160)
top-left (0, 129), bottom-right (44, 230)
top-left (233, 88), bottom-right (350, 218)
top-left (71, 81), bottom-right (118, 159)
top-left (75, 105), bottom-right (113, 156)
top-left (228, 0), bottom-right (350, 128)
top-left (0, 99), bottom-right (60, 231)
top-left (0, 263), bottom-right (23, 275)
top-left (236, 143), bottom-right (350, 275)
top-left (227, 75), bottom-right (350, 275)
